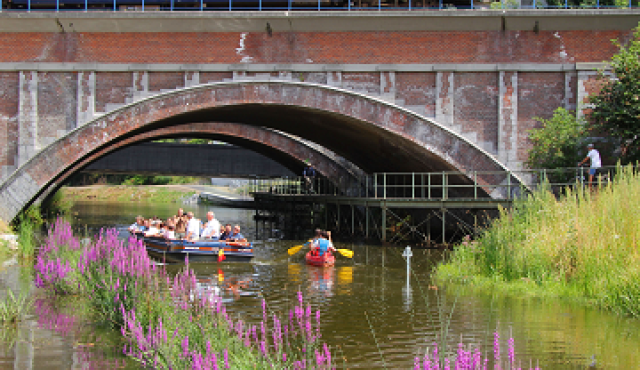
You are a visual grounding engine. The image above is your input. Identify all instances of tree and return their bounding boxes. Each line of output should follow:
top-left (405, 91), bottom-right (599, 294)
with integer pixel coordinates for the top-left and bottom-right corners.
top-left (589, 27), bottom-right (640, 164)
top-left (527, 107), bottom-right (588, 171)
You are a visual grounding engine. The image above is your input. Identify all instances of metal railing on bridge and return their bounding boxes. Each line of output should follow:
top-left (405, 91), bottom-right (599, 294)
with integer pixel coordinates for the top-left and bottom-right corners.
top-left (2, 0), bottom-right (638, 12)
top-left (249, 165), bottom-right (618, 200)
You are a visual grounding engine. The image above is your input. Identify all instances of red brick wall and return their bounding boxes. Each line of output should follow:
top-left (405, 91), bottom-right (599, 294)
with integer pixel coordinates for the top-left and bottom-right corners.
top-left (0, 73), bottom-right (19, 170)
top-left (0, 31), bottom-right (628, 64)
top-left (453, 72), bottom-right (499, 150)
top-left (342, 73), bottom-right (380, 94)
top-left (148, 72), bottom-right (184, 92)
top-left (396, 72), bottom-right (436, 116)
top-left (96, 72), bottom-right (133, 112)
top-left (201, 72), bottom-right (233, 84)
top-left (582, 74), bottom-right (608, 104)
top-left (37, 72), bottom-right (77, 141)
top-left (517, 72), bottom-right (566, 161)
top-left (301, 72), bottom-right (327, 84)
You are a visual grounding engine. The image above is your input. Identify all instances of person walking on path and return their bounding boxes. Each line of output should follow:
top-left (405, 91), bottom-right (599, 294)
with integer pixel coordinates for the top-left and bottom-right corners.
top-left (303, 161), bottom-right (317, 194)
top-left (578, 143), bottom-right (602, 190)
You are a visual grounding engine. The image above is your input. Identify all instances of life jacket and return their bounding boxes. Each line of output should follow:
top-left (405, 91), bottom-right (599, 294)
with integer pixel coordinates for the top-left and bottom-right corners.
top-left (316, 238), bottom-right (330, 256)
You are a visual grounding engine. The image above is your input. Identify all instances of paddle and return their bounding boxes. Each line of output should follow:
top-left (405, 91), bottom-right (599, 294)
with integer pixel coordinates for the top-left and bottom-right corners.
top-left (288, 240), bottom-right (313, 256)
top-left (288, 244), bottom-right (305, 256)
top-left (336, 249), bottom-right (354, 258)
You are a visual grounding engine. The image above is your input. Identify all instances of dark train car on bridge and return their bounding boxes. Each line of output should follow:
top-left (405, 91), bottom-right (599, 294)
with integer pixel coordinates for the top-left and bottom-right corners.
top-left (2, 0), bottom-right (469, 11)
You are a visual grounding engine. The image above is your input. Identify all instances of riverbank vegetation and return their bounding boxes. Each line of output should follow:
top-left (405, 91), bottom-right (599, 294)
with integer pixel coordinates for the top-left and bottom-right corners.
top-left (436, 165), bottom-right (640, 317)
top-left (30, 219), bottom-right (542, 369)
top-left (61, 185), bottom-right (195, 203)
top-left (34, 219), bottom-right (335, 368)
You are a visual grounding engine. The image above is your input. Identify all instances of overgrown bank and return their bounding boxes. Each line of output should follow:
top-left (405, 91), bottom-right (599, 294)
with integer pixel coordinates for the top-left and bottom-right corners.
top-left (435, 165), bottom-right (640, 317)
top-left (61, 185), bottom-right (196, 203)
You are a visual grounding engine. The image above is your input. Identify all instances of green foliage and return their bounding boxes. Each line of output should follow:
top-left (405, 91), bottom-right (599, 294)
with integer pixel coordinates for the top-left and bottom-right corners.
top-left (490, 0), bottom-right (519, 8)
top-left (590, 27), bottom-right (640, 164)
top-left (40, 189), bottom-right (73, 219)
top-left (527, 107), bottom-right (588, 170)
top-left (436, 165), bottom-right (640, 317)
top-left (12, 206), bottom-right (43, 258)
top-left (0, 289), bottom-right (33, 323)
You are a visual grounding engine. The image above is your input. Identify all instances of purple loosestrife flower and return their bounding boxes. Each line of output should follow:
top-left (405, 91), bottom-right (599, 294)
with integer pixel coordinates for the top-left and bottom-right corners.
top-left (262, 299), bottom-right (267, 322)
top-left (224, 348), bottom-right (229, 369)
top-left (316, 349), bottom-right (324, 368)
top-left (323, 343), bottom-right (331, 366)
top-left (433, 343), bottom-right (440, 370)
top-left (260, 341), bottom-right (267, 357)
top-left (494, 332), bottom-right (501, 368)
top-left (181, 336), bottom-right (189, 357)
top-left (423, 352), bottom-right (432, 370)
top-left (508, 337), bottom-right (515, 366)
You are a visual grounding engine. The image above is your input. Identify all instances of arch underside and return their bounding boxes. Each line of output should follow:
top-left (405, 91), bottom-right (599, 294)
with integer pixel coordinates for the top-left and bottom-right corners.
top-left (0, 81), bottom-right (517, 222)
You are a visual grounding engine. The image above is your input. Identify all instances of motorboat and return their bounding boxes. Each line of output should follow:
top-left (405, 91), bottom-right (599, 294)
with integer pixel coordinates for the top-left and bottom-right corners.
top-left (141, 235), bottom-right (254, 263)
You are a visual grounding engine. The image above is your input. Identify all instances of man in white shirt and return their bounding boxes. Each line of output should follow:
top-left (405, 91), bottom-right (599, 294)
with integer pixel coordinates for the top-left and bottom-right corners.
top-left (201, 211), bottom-right (221, 240)
top-left (578, 143), bottom-right (602, 189)
top-left (185, 212), bottom-right (201, 241)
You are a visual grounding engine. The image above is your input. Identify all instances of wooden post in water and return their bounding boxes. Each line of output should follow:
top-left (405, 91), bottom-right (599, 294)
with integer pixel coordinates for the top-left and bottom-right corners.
top-left (381, 205), bottom-right (387, 242)
top-left (441, 208), bottom-right (446, 245)
top-left (365, 205), bottom-right (369, 238)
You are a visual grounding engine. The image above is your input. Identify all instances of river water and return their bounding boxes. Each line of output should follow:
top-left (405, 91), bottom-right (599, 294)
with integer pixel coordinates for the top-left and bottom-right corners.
top-left (1, 201), bottom-right (639, 369)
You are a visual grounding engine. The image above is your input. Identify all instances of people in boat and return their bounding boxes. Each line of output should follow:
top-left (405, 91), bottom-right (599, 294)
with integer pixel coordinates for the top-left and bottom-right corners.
top-left (174, 208), bottom-right (188, 239)
top-left (201, 211), bottom-right (221, 240)
top-left (308, 228), bottom-right (322, 250)
top-left (185, 212), bottom-right (201, 241)
top-left (163, 220), bottom-right (176, 240)
top-left (128, 216), bottom-right (146, 233)
top-left (220, 224), bottom-right (232, 240)
top-left (225, 225), bottom-right (247, 243)
top-left (312, 230), bottom-right (335, 257)
top-left (145, 220), bottom-right (160, 236)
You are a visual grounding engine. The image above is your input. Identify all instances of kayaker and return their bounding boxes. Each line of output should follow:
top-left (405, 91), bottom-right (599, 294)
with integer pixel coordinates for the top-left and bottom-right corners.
top-left (313, 231), bottom-right (336, 257)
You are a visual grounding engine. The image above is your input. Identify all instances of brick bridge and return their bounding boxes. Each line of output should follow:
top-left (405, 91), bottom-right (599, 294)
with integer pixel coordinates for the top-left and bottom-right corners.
top-left (0, 10), bottom-right (637, 221)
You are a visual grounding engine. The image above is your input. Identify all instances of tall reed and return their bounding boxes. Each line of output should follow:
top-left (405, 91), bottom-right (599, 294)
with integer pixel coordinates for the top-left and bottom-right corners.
top-left (0, 289), bottom-right (33, 323)
top-left (436, 165), bottom-right (640, 316)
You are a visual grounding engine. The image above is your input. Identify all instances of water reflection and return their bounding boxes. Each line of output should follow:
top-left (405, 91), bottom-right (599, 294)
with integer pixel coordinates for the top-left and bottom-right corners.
top-left (307, 265), bottom-right (334, 298)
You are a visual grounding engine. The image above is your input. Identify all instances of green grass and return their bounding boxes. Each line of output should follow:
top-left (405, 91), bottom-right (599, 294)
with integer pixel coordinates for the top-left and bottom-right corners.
top-left (435, 165), bottom-right (640, 317)
top-left (62, 185), bottom-right (194, 203)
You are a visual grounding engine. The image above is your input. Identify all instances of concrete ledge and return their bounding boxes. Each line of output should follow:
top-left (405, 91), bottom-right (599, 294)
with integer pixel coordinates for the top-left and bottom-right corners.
top-left (0, 62), bottom-right (610, 72)
top-left (0, 10), bottom-right (639, 32)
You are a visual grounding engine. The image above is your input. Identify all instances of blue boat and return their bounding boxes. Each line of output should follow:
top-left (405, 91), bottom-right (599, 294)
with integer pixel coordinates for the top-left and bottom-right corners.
top-left (139, 235), bottom-right (254, 263)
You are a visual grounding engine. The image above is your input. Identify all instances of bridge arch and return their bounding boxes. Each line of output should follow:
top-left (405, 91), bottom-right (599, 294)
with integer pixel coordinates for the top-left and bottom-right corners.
top-left (0, 80), bottom-right (519, 222)
top-left (55, 122), bottom-right (365, 190)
